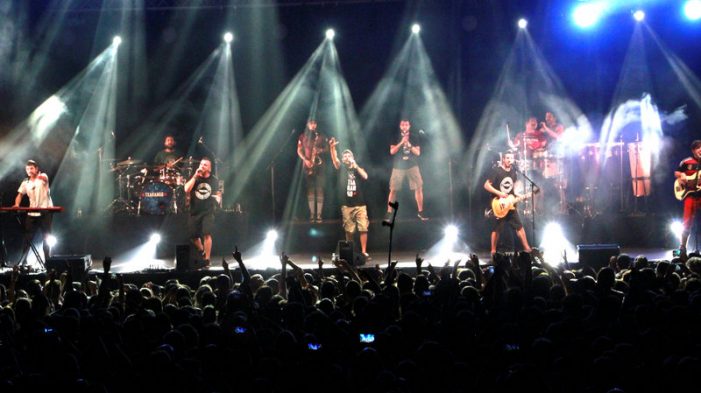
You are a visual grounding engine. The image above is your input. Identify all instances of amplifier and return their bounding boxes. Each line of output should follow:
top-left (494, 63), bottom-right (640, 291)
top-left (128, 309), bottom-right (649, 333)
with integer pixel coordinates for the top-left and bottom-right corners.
top-left (46, 255), bottom-right (92, 281)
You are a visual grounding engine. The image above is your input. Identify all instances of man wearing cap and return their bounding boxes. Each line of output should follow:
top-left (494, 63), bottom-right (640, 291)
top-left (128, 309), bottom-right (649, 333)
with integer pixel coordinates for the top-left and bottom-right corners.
top-left (329, 138), bottom-right (370, 260)
top-left (13, 160), bottom-right (54, 264)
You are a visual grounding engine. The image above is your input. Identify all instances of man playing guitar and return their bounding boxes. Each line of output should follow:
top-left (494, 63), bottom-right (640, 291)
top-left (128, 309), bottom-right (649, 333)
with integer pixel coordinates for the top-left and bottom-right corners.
top-left (674, 140), bottom-right (701, 256)
top-left (484, 151), bottom-right (532, 255)
top-left (297, 118), bottom-right (328, 223)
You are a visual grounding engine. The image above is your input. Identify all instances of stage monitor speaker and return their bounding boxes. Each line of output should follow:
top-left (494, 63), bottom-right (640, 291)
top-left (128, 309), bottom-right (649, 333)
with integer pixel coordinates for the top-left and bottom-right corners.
top-left (577, 244), bottom-right (620, 270)
top-left (176, 245), bottom-right (206, 271)
top-left (337, 240), bottom-right (355, 265)
top-left (46, 255), bottom-right (92, 282)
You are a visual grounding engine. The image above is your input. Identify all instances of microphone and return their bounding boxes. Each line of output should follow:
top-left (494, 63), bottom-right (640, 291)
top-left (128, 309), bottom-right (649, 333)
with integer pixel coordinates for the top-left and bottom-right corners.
top-left (388, 201), bottom-right (399, 210)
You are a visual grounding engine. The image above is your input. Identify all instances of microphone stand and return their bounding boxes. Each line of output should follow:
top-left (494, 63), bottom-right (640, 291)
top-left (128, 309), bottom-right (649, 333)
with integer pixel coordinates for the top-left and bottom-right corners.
top-left (382, 201), bottom-right (399, 267)
top-left (513, 165), bottom-right (540, 246)
top-left (267, 128), bottom-right (297, 224)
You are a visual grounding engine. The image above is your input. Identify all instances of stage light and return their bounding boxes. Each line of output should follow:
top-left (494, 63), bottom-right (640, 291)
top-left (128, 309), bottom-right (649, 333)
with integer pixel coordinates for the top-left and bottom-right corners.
top-left (444, 224), bottom-right (459, 240)
top-left (223, 32), bottom-right (234, 43)
top-left (46, 235), bottom-right (58, 248)
top-left (411, 23), bottom-right (421, 34)
top-left (517, 18), bottom-right (528, 29)
top-left (670, 220), bottom-right (684, 239)
top-left (113, 36), bottom-right (122, 46)
top-left (266, 229), bottom-right (279, 242)
top-left (325, 29), bottom-right (335, 40)
top-left (633, 10), bottom-right (645, 22)
top-left (150, 233), bottom-right (162, 244)
top-left (572, 2), bottom-right (606, 29)
top-left (685, 0), bottom-right (701, 21)
top-left (539, 222), bottom-right (576, 267)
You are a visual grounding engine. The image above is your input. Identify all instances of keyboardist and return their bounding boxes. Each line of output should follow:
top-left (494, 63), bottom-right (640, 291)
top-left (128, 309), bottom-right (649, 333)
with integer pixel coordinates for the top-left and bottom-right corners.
top-left (13, 160), bottom-right (54, 264)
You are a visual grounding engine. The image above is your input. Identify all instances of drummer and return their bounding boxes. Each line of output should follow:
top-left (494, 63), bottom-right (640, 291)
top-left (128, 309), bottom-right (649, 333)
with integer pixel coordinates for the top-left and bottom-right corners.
top-left (510, 117), bottom-right (547, 160)
top-left (154, 135), bottom-right (181, 168)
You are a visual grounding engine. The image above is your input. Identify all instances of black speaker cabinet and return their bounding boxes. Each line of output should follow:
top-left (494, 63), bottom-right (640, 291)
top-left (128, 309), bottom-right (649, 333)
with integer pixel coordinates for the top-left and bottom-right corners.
top-left (337, 240), bottom-right (354, 265)
top-left (577, 244), bottom-right (620, 270)
top-left (46, 255), bottom-right (92, 282)
top-left (176, 244), bottom-right (206, 271)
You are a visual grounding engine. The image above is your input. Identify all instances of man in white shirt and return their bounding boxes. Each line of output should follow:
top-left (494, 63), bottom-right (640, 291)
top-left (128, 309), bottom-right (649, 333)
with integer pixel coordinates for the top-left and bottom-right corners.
top-left (13, 160), bottom-right (54, 264)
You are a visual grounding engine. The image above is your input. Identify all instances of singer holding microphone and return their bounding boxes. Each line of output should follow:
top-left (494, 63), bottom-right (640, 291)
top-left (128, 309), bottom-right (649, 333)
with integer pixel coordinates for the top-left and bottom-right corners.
top-left (184, 157), bottom-right (221, 267)
top-left (385, 119), bottom-right (428, 221)
top-left (330, 138), bottom-right (371, 260)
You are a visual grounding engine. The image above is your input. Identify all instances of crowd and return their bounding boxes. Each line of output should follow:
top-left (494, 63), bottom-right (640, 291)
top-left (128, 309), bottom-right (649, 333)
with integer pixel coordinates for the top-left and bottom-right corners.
top-left (1, 247), bottom-right (701, 393)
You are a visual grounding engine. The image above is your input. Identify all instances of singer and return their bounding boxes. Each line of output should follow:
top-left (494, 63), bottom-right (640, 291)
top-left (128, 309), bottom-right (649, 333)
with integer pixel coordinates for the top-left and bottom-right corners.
top-left (184, 157), bottom-right (221, 267)
top-left (13, 160), bottom-right (55, 265)
top-left (329, 138), bottom-right (371, 261)
top-left (483, 151), bottom-right (532, 255)
top-left (385, 119), bottom-right (428, 221)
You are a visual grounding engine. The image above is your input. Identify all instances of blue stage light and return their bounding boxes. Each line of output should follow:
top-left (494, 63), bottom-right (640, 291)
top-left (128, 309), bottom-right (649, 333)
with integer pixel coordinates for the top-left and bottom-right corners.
top-left (685, 0), bottom-right (701, 21)
top-left (572, 2), bottom-right (606, 29)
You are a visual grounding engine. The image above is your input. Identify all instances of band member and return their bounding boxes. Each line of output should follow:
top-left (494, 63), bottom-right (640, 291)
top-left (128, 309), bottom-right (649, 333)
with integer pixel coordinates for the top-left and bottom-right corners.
top-left (674, 140), bottom-right (701, 255)
top-left (297, 119), bottom-right (328, 223)
top-left (386, 119), bottom-right (428, 221)
top-left (13, 160), bottom-right (54, 264)
top-left (511, 117), bottom-right (547, 153)
top-left (484, 152), bottom-right (532, 255)
top-left (541, 112), bottom-right (564, 141)
top-left (184, 157), bottom-right (221, 267)
top-left (154, 135), bottom-right (181, 167)
top-left (329, 138), bottom-right (370, 260)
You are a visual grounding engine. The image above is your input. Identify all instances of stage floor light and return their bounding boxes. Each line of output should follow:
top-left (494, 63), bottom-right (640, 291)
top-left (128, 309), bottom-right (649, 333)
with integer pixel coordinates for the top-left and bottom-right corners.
top-left (670, 220), bottom-right (684, 239)
top-left (150, 233), bottom-right (162, 244)
top-left (46, 235), bottom-right (58, 248)
top-left (685, 0), bottom-right (701, 21)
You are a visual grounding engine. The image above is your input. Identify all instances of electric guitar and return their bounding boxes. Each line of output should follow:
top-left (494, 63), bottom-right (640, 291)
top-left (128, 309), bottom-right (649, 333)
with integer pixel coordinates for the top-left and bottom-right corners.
top-left (491, 190), bottom-right (539, 219)
top-left (674, 172), bottom-right (701, 200)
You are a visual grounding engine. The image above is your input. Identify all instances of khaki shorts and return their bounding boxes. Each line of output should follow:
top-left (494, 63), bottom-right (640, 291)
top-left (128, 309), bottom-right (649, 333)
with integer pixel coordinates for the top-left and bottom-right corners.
top-left (389, 166), bottom-right (423, 191)
top-left (341, 205), bottom-right (369, 233)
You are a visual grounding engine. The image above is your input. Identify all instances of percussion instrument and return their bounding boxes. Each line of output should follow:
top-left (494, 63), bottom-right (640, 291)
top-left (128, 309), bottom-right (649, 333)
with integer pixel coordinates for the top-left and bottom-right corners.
top-left (138, 181), bottom-right (173, 215)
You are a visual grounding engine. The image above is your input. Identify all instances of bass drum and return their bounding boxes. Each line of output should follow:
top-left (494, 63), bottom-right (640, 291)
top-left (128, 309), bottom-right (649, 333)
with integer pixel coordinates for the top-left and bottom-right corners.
top-left (138, 181), bottom-right (173, 215)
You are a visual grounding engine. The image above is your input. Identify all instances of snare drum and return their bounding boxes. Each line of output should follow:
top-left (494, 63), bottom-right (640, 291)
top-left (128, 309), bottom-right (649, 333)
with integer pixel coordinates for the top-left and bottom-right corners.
top-left (139, 181), bottom-right (173, 215)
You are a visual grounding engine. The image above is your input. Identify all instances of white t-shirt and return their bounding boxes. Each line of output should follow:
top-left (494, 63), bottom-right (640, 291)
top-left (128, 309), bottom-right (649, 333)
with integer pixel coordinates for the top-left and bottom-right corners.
top-left (18, 176), bottom-right (53, 216)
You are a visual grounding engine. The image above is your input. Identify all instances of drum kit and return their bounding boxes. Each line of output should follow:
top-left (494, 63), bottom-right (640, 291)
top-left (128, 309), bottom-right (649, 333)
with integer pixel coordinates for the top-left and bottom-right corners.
top-left (107, 157), bottom-right (200, 215)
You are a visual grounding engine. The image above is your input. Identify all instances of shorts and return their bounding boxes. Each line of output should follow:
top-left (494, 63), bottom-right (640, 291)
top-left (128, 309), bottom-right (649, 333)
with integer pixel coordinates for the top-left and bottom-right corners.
top-left (189, 212), bottom-right (215, 238)
top-left (341, 205), bottom-right (369, 233)
top-left (389, 166), bottom-right (423, 191)
top-left (491, 209), bottom-right (524, 232)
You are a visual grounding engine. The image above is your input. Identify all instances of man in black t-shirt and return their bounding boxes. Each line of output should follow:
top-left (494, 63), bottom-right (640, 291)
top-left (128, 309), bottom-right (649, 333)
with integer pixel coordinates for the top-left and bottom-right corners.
top-left (330, 138), bottom-right (370, 259)
top-left (386, 119), bottom-right (427, 221)
top-left (184, 157), bottom-right (221, 267)
top-left (484, 151), bottom-right (532, 255)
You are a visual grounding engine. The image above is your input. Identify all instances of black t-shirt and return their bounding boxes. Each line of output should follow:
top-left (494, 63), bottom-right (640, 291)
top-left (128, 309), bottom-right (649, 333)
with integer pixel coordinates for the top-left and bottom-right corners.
top-left (488, 165), bottom-right (517, 196)
top-left (190, 175), bottom-right (219, 215)
top-left (338, 166), bottom-right (366, 207)
top-left (392, 134), bottom-right (421, 170)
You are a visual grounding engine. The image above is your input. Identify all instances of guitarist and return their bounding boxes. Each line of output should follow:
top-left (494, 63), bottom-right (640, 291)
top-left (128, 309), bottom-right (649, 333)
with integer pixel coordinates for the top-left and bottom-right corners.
top-left (484, 151), bottom-right (532, 255)
top-left (297, 118), bottom-right (329, 223)
top-left (675, 139), bottom-right (701, 255)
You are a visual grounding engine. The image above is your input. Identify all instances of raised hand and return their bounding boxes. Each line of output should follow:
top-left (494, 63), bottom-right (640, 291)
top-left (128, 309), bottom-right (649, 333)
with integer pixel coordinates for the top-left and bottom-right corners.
top-left (415, 253), bottom-right (424, 269)
top-left (232, 246), bottom-right (242, 263)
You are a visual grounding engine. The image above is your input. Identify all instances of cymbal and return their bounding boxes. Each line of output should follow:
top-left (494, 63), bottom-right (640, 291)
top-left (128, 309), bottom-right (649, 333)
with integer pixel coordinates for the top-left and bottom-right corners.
top-left (116, 158), bottom-right (143, 167)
